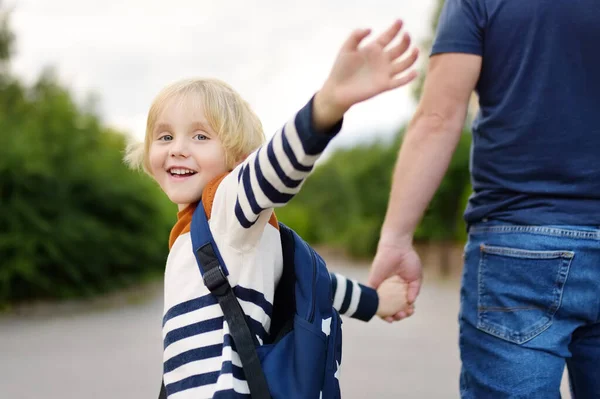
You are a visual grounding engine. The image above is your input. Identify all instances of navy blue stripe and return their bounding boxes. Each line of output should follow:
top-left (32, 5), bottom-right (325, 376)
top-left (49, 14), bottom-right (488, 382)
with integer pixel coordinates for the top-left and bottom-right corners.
top-left (213, 390), bottom-right (251, 399)
top-left (223, 332), bottom-right (234, 348)
top-left (353, 283), bottom-right (379, 322)
top-left (163, 294), bottom-right (217, 326)
top-left (254, 153), bottom-right (294, 204)
top-left (220, 360), bottom-right (247, 381)
top-left (163, 287), bottom-right (272, 328)
top-left (166, 365), bottom-right (251, 397)
top-left (166, 370), bottom-right (220, 395)
top-left (240, 164), bottom-right (264, 215)
top-left (294, 96), bottom-right (341, 155)
top-left (164, 317), bottom-right (224, 349)
top-left (281, 126), bottom-right (313, 173)
top-left (330, 273), bottom-right (338, 300)
top-left (233, 286), bottom-right (273, 317)
top-left (164, 312), bottom-right (270, 350)
top-left (164, 331), bottom-right (268, 375)
top-left (237, 167), bottom-right (243, 182)
top-left (338, 279), bottom-right (353, 314)
top-left (246, 318), bottom-right (269, 343)
top-left (164, 344), bottom-right (223, 373)
top-left (222, 315), bottom-right (270, 346)
top-left (266, 139), bottom-right (303, 188)
top-left (235, 201), bottom-right (255, 228)
top-left (164, 314), bottom-right (270, 350)
top-left (223, 320), bottom-right (269, 346)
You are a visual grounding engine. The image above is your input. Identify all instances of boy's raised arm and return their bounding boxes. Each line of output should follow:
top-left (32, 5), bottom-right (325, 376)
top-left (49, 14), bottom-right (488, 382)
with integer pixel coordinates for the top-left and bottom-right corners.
top-left (232, 96), bottom-right (342, 229)
top-left (231, 20), bottom-right (419, 229)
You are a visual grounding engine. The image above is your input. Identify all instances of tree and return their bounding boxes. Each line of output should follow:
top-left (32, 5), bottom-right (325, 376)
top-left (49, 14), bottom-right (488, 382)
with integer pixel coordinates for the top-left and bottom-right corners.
top-left (411, 0), bottom-right (446, 101)
top-left (0, 8), bottom-right (175, 306)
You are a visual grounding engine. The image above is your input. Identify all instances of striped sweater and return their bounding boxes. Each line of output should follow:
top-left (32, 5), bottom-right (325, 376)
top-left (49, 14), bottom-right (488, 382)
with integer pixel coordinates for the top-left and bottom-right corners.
top-left (162, 97), bottom-right (378, 398)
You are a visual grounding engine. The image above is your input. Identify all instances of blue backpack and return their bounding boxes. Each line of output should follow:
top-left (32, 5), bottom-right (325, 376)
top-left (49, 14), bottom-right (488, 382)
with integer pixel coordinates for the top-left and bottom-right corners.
top-left (185, 200), bottom-right (343, 399)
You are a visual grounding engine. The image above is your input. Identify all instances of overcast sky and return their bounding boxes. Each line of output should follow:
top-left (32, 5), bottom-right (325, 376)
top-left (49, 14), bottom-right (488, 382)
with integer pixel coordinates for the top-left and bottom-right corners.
top-left (8, 0), bottom-right (436, 151)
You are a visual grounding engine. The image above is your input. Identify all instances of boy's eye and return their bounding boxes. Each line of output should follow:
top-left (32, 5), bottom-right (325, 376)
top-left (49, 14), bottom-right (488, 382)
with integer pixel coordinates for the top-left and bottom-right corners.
top-left (193, 133), bottom-right (208, 141)
top-left (158, 134), bottom-right (173, 141)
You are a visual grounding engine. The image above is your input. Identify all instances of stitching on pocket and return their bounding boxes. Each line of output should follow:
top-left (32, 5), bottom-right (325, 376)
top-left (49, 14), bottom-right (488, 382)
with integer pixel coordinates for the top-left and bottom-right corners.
top-left (480, 244), bottom-right (574, 260)
top-left (476, 243), bottom-right (574, 344)
top-left (478, 306), bottom-right (544, 312)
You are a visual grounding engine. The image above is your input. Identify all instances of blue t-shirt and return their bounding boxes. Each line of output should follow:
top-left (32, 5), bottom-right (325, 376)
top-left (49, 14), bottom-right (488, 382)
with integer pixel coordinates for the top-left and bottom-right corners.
top-left (432, 0), bottom-right (600, 226)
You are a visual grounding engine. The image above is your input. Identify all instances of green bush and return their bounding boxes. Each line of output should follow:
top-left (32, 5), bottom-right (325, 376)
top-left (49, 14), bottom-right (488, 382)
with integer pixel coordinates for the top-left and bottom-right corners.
top-left (0, 72), bottom-right (175, 305)
top-left (343, 217), bottom-right (381, 259)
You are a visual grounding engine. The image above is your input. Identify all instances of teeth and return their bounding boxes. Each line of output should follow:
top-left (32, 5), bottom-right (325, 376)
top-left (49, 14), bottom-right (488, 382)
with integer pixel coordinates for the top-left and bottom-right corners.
top-left (170, 168), bottom-right (196, 175)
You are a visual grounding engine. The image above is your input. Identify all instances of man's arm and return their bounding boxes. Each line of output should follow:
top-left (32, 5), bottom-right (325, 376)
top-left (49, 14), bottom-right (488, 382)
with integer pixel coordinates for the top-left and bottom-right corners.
top-left (368, 53), bottom-right (482, 303)
top-left (382, 53), bottom-right (481, 242)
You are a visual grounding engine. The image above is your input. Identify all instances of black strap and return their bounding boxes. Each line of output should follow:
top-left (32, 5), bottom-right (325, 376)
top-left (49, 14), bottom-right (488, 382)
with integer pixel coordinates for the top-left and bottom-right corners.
top-left (196, 242), bottom-right (272, 399)
top-left (158, 380), bottom-right (167, 399)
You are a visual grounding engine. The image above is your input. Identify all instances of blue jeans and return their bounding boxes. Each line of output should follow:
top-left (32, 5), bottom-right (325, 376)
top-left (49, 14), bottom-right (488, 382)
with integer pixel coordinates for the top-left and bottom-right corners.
top-left (459, 221), bottom-right (600, 398)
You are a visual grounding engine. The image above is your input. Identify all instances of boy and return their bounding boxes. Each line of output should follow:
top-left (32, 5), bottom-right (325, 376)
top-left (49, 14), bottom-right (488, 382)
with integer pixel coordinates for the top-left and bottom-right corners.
top-left (126, 20), bottom-right (418, 398)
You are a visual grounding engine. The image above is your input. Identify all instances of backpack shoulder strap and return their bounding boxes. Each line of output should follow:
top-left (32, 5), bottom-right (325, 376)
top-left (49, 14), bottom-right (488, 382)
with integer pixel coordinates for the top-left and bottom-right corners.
top-left (190, 194), bottom-right (272, 399)
top-left (269, 223), bottom-right (297, 343)
top-left (158, 379), bottom-right (167, 399)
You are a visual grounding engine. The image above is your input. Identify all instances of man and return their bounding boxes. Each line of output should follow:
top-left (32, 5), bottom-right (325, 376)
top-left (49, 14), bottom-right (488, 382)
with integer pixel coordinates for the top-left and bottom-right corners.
top-left (369, 1), bottom-right (600, 397)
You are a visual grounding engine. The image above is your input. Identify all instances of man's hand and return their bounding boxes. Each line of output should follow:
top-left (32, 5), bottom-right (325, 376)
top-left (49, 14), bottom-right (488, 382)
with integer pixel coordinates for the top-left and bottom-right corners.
top-left (368, 236), bottom-right (423, 321)
top-left (313, 19), bottom-right (419, 130)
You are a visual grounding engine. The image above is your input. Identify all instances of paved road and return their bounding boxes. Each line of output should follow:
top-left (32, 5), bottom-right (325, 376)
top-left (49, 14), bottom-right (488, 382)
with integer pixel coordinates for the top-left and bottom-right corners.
top-left (0, 259), bottom-right (570, 398)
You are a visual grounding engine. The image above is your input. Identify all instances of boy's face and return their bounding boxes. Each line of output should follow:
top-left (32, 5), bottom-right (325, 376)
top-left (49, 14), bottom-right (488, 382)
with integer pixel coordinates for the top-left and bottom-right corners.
top-left (148, 97), bottom-right (229, 210)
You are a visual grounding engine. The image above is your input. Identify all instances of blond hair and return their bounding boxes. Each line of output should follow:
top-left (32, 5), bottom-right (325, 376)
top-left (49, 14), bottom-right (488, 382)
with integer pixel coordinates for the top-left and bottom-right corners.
top-left (124, 78), bottom-right (265, 174)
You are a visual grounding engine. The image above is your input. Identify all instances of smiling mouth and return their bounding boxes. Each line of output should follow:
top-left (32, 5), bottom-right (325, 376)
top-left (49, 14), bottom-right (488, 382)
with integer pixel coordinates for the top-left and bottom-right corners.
top-left (168, 167), bottom-right (197, 177)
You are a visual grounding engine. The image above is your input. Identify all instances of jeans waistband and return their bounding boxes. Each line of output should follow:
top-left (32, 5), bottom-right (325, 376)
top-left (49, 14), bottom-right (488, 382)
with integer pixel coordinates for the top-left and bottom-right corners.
top-left (468, 221), bottom-right (600, 240)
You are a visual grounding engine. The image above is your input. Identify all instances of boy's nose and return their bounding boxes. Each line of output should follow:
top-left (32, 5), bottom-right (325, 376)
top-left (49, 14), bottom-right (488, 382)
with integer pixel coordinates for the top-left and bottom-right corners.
top-left (169, 139), bottom-right (189, 158)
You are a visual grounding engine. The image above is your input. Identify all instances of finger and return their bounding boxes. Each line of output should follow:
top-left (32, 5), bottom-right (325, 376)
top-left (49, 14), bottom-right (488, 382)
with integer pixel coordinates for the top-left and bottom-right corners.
top-left (342, 28), bottom-right (372, 51)
top-left (375, 19), bottom-right (403, 48)
top-left (385, 316), bottom-right (394, 323)
top-left (386, 33), bottom-right (411, 61)
top-left (388, 70), bottom-right (419, 90)
top-left (406, 279), bottom-right (422, 304)
top-left (391, 47), bottom-right (419, 76)
top-left (367, 264), bottom-right (386, 289)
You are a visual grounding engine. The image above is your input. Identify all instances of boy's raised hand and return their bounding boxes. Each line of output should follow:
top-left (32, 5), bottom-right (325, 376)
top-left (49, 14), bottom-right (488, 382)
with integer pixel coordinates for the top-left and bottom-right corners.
top-left (313, 20), bottom-right (419, 130)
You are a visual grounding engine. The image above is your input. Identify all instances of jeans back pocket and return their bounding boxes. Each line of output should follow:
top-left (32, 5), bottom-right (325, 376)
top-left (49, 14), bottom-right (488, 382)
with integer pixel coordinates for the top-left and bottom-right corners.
top-left (477, 244), bottom-right (574, 344)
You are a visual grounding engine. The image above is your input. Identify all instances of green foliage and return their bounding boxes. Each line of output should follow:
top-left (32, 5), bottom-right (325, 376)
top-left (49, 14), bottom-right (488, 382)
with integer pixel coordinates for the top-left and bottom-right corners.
top-left (0, 8), bottom-right (13, 65)
top-left (412, 0), bottom-right (446, 101)
top-left (0, 69), bottom-right (174, 305)
top-left (276, 131), bottom-right (472, 259)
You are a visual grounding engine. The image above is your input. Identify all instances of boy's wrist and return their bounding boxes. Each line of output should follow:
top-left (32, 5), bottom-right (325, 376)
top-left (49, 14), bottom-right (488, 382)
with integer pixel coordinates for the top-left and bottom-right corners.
top-left (312, 85), bottom-right (347, 132)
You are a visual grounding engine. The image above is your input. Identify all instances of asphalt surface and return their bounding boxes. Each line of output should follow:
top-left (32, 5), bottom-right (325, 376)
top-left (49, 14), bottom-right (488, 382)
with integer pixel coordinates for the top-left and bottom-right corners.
top-left (0, 259), bottom-right (570, 398)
